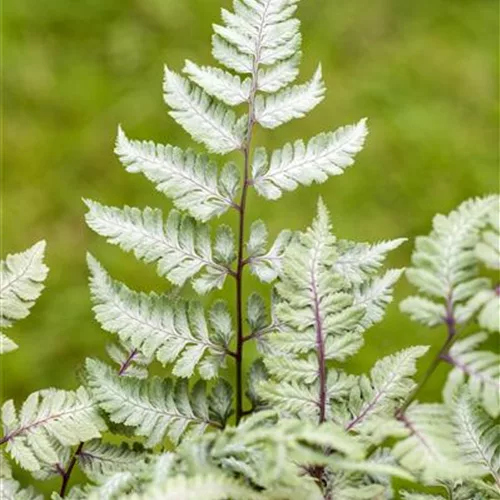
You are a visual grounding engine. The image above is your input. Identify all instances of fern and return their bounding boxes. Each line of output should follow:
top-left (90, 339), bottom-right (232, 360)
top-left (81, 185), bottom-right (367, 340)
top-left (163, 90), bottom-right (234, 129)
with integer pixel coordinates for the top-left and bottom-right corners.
top-left (400, 195), bottom-right (499, 328)
top-left (86, 359), bottom-right (232, 447)
top-left (0, 387), bottom-right (105, 471)
top-left (443, 332), bottom-right (500, 418)
top-left (3, 0), bottom-right (499, 498)
top-left (0, 241), bottom-right (49, 354)
top-left (451, 390), bottom-right (500, 486)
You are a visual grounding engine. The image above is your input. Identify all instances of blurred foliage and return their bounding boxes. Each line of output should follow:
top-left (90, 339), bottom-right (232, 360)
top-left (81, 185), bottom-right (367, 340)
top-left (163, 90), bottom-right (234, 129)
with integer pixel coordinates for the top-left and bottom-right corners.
top-left (2, 0), bottom-right (498, 492)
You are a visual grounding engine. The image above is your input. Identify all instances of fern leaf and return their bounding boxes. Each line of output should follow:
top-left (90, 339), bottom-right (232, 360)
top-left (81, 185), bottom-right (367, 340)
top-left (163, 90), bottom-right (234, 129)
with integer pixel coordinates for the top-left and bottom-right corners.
top-left (475, 197), bottom-right (500, 270)
top-left (401, 196), bottom-right (497, 311)
top-left (1, 387), bottom-right (105, 471)
top-left (443, 332), bottom-right (500, 418)
top-left (77, 440), bottom-right (146, 480)
top-left (257, 53), bottom-right (301, 93)
top-left (129, 472), bottom-right (262, 500)
top-left (163, 67), bottom-right (245, 154)
top-left (0, 241), bottom-right (49, 354)
top-left (106, 343), bottom-right (153, 379)
top-left (86, 359), bottom-right (230, 447)
top-left (393, 403), bottom-right (476, 482)
top-left (452, 390), bottom-right (500, 486)
top-left (252, 119), bottom-right (368, 199)
top-left (183, 60), bottom-right (251, 106)
top-left (212, 0), bottom-right (302, 70)
top-left (334, 237), bottom-right (406, 285)
top-left (115, 128), bottom-right (239, 221)
top-left (88, 257), bottom-right (233, 379)
top-left (344, 346), bottom-right (429, 433)
top-left (246, 221), bottom-right (292, 282)
top-left (353, 268), bottom-right (404, 330)
top-left (85, 202), bottom-right (231, 290)
top-left (254, 65), bottom-right (325, 129)
top-left (0, 478), bottom-right (42, 500)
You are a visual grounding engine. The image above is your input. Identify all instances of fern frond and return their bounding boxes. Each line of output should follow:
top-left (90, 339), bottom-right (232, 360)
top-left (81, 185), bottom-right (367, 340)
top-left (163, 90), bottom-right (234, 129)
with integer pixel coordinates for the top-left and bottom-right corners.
top-left (393, 403), bottom-right (477, 482)
top-left (127, 473), bottom-right (262, 500)
top-left (183, 60), bottom-right (251, 106)
top-left (85, 202), bottom-right (232, 292)
top-left (0, 241), bottom-right (49, 354)
top-left (257, 53), bottom-right (301, 93)
top-left (88, 257), bottom-right (233, 379)
top-left (212, 0), bottom-right (302, 72)
top-left (252, 119), bottom-right (368, 199)
top-left (86, 359), bottom-right (231, 447)
top-left (451, 389), bottom-right (500, 485)
top-left (334, 237), bottom-right (406, 285)
top-left (344, 346), bottom-right (429, 434)
top-left (443, 332), bottom-right (500, 418)
top-left (475, 197), bottom-right (500, 270)
top-left (1, 387), bottom-right (105, 471)
top-left (115, 128), bottom-right (240, 221)
top-left (353, 268), bottom-right (404, 330)
top-left (246, 221), bottom-right (292, 282)
top-left (77, 440), bottom-right (146, 481)
top-left (106, 343), bottom-right (152, 379)
top-left (400, 196), bottom-right (498, 327)
top-left (65, 471), bottom-right (136, 500)
top-left (163, 67), bottom-right (245, 154)
top-left (254, 65), bottom-right (325, 129)
top-left (0, 478), bottom-right (42, 500)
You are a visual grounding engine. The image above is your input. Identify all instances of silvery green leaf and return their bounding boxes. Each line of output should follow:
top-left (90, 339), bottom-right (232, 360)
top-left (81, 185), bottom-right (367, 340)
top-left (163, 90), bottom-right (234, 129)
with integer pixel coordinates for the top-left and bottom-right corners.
top-left (183, 60), bottom-right (251, 106)
top-left (252, 119), bottom-right (368, 199)
top-left (115, 127), bottom-right (239, 221)
top-left (254, 66), bottom-right (325, 129)
top-left (213, 225), bottom-right (236, 266)
top-left (163, 67), bottom-right (245, 154)
top-left (257, 53), bottom-right (301, 93)
top-left (0, 241), bottom-right (49, 354)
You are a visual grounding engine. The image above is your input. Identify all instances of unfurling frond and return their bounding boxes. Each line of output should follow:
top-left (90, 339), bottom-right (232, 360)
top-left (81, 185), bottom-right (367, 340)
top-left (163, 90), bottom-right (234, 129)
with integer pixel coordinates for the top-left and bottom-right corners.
top-left (1, 387), bottom-right (105, 471)
top-left (443, 332), bottom-right (500, 418)
top-left (115, 128), bottom-right (240, 222)
top-left (88, 257), bottom-right (233, 379)
top-left (85, 202), bottom-right (233, 293)
top-left (451, 389), bottom-right (500, 485)
top-left (163, 67), bottom-right (245, 154)
top-left (254, 66), bottom-right (325, 129)
top-left (252, 119), bottom-right (368, 199)
top-left (0, 241), bottom-right (49, 354)
top-left (393, 403), bottom-right (477, 482)
top-left (343, 346), bottom-right (429, 434)
top-left (400, 196), bottom-right (498, 327)
top-left (86, 359), bottom-right (232, 447)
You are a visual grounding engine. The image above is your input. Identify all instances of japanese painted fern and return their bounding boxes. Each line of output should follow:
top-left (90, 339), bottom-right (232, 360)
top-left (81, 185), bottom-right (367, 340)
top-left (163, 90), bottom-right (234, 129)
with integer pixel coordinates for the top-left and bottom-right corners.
top-left (2, 1), bottom-right (499, 499)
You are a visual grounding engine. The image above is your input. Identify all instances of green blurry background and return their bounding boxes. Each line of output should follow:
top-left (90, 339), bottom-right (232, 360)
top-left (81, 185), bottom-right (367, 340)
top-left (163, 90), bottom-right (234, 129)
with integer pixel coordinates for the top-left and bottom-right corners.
top-left (2, 0), bottom-right (499, 493)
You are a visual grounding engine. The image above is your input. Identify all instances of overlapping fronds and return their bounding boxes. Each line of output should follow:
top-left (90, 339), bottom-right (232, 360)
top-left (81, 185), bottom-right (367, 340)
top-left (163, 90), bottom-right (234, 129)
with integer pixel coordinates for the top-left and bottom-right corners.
top-left (0, 241), bottom-right (49, 354)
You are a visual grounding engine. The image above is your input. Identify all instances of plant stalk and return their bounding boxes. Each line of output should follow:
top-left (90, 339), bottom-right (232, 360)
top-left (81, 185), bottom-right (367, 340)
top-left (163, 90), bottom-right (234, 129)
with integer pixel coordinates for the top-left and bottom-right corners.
top-left (59, 442), bottom-right (84, 498)
top-left (234, 56), bottom-right (259, 425)
top-left (396, 297), bottom-right (457, 417)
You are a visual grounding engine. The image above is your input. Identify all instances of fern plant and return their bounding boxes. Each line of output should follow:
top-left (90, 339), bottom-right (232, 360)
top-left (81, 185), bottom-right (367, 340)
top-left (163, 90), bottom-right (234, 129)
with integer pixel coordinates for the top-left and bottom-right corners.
top-left (1, 1), bottom-right (499, 499)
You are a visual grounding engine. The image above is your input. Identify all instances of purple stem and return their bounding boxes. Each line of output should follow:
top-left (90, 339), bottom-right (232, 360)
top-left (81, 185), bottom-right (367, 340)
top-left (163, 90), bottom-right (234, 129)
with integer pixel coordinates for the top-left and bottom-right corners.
top-left (118, 349), bottom-right (138, 376)
top-left (59, 442), bottom-right (84, 498)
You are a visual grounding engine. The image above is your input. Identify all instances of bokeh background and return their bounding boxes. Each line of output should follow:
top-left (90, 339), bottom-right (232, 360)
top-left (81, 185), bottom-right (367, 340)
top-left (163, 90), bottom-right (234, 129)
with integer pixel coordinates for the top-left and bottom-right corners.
top-left (2, 0), bottom-right (499, 494)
